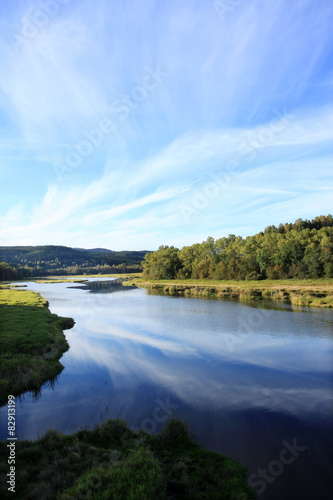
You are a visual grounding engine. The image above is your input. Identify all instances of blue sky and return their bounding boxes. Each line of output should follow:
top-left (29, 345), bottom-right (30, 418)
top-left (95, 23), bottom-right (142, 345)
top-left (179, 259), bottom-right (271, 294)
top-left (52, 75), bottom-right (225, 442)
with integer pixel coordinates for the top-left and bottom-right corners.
top-left (0, 0), bottom-right (332, 250)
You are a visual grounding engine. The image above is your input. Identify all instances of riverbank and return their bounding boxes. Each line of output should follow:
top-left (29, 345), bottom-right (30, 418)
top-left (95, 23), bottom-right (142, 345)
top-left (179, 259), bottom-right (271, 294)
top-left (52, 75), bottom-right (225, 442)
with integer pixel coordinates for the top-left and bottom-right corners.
top-left (0, 418), bottom-right (255, 499)
top-left (124, 278), bottom-right (333, 308)
top-left (0, 286), bottom-right (74, 406)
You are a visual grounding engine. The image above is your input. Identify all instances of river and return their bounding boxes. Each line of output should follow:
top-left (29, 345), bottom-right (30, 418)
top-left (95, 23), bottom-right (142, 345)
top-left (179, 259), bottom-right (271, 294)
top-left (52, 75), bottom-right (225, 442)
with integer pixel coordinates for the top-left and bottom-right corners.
top-left (1, 278), bottom-right (332, 499)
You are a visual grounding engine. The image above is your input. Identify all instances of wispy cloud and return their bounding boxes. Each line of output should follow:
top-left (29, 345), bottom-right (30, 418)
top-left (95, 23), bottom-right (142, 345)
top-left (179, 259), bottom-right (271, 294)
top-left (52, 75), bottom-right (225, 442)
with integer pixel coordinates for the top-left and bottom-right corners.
top-left (0, 0), bottom-right (332, 247)
top-left (1, 104), bottom-right (332, 248)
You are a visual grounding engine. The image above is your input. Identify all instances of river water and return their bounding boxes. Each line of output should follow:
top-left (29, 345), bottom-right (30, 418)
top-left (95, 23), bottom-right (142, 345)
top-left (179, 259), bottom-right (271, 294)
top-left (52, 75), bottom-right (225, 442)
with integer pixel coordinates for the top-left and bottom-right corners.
top-left (1, 278), bottom-right (332, 499)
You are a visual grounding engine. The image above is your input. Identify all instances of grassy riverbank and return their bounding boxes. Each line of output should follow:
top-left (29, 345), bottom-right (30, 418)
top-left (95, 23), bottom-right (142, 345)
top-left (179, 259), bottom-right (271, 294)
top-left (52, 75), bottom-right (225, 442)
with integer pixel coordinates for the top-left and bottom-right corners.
top-left (124, 278), bottom-right (333, 308)
top-left (0, 418), bottom-right (255, 499)
top-left (0, 287), bottom-right (74, 406)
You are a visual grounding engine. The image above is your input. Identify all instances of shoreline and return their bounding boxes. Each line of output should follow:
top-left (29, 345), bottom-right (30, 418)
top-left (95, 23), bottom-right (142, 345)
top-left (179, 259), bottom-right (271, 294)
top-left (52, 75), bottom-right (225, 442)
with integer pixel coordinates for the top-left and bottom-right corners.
top-left (124, 278), bottom-right (333, 308)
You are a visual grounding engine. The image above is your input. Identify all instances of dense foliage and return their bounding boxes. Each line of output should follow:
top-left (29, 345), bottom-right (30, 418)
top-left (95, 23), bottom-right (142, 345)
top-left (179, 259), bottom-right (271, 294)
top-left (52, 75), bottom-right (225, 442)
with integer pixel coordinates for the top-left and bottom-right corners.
top-left (143, 215), bottom-right (333, 280)
top-left (0, 262), bottom-right (31, 281)
top-left (0, 246), bottom-right (146, 280)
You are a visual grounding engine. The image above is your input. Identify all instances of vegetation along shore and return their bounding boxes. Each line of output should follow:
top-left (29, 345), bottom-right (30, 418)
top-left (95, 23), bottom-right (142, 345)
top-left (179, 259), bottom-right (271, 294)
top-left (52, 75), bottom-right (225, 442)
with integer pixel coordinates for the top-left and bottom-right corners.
top-left (130, 215), bottom-right (333, 308)
top-left (0, 286), bottom-right (74, 406)
top-left (124, 278), bottom-right (333, 308)
top-left (0, 418), bottom-right (255, 499)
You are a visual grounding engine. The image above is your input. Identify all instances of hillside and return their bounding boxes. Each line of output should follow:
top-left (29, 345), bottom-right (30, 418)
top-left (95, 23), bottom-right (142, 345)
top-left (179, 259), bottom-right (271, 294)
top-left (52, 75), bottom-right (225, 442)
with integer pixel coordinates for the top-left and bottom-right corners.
top-left (0, 245), bottom-right (147, 269)
top-left (0, 246), bottom-right (148, 280)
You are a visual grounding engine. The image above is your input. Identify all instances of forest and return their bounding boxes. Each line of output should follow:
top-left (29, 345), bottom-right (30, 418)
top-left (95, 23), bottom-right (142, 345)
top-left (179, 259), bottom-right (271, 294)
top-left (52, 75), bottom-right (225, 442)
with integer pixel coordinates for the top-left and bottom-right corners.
top-left (142, 215), bottom-right (333, 280)
top-left (0, 246), bottom-right (146, 281)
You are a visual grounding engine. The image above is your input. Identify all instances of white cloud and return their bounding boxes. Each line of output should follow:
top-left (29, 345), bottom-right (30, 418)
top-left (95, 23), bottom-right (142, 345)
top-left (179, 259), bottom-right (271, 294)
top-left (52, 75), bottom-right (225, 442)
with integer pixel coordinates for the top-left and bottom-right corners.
top-left (0, 0), bottom-right (332, 247)
top-left (0, 104), bottom-right (332, 249)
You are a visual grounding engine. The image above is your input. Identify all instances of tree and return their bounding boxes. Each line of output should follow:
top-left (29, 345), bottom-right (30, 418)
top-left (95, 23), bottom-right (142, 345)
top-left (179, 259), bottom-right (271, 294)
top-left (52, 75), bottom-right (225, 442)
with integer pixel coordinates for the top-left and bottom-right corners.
top-left (256, 247), bottom-right (272, 275)
top-left (142, 246), bottom-right (182, 279)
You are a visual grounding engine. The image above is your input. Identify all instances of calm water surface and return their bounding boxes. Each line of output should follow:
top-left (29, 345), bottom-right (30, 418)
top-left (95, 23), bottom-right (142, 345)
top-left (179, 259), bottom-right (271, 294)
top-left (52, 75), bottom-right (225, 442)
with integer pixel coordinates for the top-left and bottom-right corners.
top-left (1, 279), bottom-right (332, 499)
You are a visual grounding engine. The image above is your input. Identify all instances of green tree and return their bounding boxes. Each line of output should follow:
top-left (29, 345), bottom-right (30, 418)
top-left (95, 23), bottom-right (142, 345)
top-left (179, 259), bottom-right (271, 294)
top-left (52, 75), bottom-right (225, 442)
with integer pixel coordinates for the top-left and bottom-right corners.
top-left (142, 246), bottom-right (182, 279)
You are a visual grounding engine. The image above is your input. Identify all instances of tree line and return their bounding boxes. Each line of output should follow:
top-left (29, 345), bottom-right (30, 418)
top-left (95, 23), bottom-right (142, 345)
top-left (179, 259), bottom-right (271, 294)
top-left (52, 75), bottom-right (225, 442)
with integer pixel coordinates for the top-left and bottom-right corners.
top-left (0, 262), bottom-right (142, 281)
top-left (142, 215), bottom-right (333, 280)
top-left (0, 262), bottom-right (31, 281)
top-left (0, 245), bottom-right (147, 278)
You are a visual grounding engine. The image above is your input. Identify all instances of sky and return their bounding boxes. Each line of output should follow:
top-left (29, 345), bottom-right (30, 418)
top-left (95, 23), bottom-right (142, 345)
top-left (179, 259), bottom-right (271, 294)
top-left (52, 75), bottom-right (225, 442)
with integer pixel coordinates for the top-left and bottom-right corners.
top-left (0, 0), bottom-right (332, 251)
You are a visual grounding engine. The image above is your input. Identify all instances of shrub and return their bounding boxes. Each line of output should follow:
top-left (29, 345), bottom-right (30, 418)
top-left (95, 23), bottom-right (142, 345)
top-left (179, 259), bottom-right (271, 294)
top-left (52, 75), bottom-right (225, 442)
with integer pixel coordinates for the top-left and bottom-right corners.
top-left (63, 447), bottom-right (166, 499)
top-left (156, 419), bottom-right (191, 448)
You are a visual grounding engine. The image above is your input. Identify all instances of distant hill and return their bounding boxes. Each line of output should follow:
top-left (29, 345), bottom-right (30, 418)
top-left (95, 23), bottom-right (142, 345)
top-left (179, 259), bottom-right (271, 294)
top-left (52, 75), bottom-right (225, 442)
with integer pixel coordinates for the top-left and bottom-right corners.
top-left (75, 248), bottom-right (115, 254)
top-left (0, 245), bottom-right (148, 270)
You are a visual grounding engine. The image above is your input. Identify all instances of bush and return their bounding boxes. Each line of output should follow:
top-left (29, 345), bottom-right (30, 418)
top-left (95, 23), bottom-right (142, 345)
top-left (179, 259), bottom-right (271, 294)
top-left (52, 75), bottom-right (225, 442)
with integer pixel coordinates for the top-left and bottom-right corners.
top-left (266, 265), bottom-right (283, 279)
top-left (77, 419), bottom-right (130, 447)
top-left (156, 419), bottom-right (191, 448)
top-left (63, 448), bottom-right (166, 499)
top-left (245, 272), bottom-right (263, 281)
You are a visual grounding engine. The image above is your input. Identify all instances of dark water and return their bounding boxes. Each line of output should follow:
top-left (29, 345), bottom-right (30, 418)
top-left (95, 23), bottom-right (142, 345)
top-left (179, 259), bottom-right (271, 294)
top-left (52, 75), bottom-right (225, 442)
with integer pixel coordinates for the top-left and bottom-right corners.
top-left (1, 278), bottom-right (332, 499)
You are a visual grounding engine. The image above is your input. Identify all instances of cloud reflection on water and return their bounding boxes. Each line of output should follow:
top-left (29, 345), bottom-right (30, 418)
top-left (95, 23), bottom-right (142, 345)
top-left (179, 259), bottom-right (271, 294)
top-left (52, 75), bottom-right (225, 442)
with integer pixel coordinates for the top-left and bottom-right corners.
top-left (63, 311), bottom-right (333, 420)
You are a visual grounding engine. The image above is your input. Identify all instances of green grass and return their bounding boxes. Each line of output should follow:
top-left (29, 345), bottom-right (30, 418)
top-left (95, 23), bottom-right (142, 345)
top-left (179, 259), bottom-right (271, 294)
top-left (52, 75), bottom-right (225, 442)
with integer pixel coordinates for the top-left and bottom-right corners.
top-left (0, 419), bottom-right (255, 500)
top-left (125, 278), bottom-right (333, 308)
top-left (0, 288), bottom-right (74, 405)
top-left (63, 447), bottom-right (165, 499)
